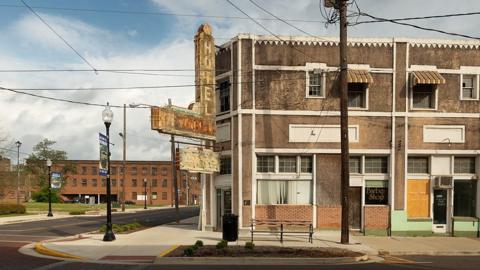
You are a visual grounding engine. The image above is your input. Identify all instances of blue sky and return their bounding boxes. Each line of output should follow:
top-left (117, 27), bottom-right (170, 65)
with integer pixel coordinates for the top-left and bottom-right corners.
top-left (0, 0), bottom-right (479, 162)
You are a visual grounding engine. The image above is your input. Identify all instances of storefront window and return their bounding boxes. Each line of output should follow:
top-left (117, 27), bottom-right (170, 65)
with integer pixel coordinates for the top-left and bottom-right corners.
top-left (454, 157), bottom-right (476, 174)
top-left (407, 157), bottom-right (429, 174)
top-left (349, 156), bottom-right (361, 174)
top-left (257, 180), bottom-right (311, 204)
top-left (454, 180), bottom-right (477, 217)
top-left (365, 156), bottom-right (388, 173)
top-left (365, 180), bottom-right (388, 205)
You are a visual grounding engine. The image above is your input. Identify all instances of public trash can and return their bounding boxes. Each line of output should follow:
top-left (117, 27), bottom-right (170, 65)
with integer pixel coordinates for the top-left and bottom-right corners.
top-left (222, 213), bottom-right (238, 241)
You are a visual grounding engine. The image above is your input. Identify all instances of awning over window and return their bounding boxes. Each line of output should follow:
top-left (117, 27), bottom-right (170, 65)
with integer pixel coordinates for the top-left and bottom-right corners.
top-left (411, 71), bottom-right (446, 85)
top-left (347, 70), bottom-right (373, 84)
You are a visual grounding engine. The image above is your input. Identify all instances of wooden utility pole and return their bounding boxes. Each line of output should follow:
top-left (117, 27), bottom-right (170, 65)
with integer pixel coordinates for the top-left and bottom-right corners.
top-left (121, 104), bottom-right (126, 212)
top-left (171, 134), bottom-right (180, 223)
top-left (339, 0), bottom-right (350, 244)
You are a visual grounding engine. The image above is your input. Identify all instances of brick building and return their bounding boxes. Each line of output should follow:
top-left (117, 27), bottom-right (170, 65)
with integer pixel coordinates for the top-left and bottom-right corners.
top-left (201, 34), bottom-right (480, 236)
top-left (58, 160), bottom-right (200, 206)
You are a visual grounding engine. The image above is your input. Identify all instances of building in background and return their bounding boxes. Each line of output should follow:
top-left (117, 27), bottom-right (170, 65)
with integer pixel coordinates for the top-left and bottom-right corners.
top-left (58, 160), bottom-right (200, 206)
top-left (204, 34), bottom-right (480, 236)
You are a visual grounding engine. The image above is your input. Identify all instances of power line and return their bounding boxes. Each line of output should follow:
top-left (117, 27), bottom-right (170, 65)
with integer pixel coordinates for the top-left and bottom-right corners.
top-left (352, 11), bottom-right (480, 26)
top-left (20, 0), bottom-right (97, 72)
top-left (0, 147), bottom-right (30, 156)
top-left (0, 3), bottom-right (327, 24)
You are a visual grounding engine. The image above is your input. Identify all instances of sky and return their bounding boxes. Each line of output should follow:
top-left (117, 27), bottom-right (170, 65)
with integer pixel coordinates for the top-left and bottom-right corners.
top-left (0, 0), bottom-right (479, 163)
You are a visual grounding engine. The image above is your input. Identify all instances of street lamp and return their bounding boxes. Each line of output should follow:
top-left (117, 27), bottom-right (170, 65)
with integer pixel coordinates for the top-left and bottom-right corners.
top-left (102, 103), bottom-right (116, 242)
top-left (46, 159), bottom-right (53, 217)
top-left (15, 141), bottom-right (21, 205)
top-left (143, 178), bottom-right (147, 209)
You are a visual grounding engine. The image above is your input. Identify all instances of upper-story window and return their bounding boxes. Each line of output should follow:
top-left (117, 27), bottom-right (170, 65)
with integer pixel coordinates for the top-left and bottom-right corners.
top-left (349, 156), bottom-right (361, 174)
top-left (454, 157), bottom-right (476, 174)
top-left (461, 74), bottom-right (479, 100)
top-left (131, 167), bottom-right (137, 175)
top-left (219, 81), bottom-right (230, 113)
top-left (151, 167), bottom-right (157, 176)
top-left (142, 167), bottom-right (148, 175)
top-left (219, 156), bottom-right (231, 175)
top-left (412, 84), bottom-right (436, 109)
top-left (307, 70), bottom-right (325, 98)
top-left (300, 156), bottom-right (313, 173)
top-left (257, 156), bottom-right (275, 173)
top-left (279, 156), bottom-right (297, 173)
top-left (111, 167), bottom-right (117, 175)
top-left (407, 156), bottom-right (429, 174)
top-left (348, 83), bottom-right (368, 109)
top-left (364, 156), bottom-right (388, 174)
top-left (81, 166), bottom-right (87, 175)
top-left (91, 166), bottom-right (97, 175)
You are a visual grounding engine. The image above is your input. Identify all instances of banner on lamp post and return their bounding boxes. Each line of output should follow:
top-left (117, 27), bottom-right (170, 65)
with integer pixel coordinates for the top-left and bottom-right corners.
top-left (50, 172), bottom-right (62, 189)
top-left (99, 133), bottom-right (108, 176)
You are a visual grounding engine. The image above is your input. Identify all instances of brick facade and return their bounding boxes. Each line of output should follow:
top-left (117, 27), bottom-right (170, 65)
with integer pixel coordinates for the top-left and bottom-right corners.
top-left (317, 205), bottom-right (341, 229)
top-left (255, 205), bottom-right (312, 221)
top-left (364, 205), bottom-right (390, 229)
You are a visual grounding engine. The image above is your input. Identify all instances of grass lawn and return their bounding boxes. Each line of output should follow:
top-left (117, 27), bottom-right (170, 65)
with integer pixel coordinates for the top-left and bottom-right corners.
top-left (25, 202), bottom-right (167, 213)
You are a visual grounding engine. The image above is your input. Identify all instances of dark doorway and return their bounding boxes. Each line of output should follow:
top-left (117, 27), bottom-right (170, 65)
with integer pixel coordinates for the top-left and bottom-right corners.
top-left (433, 189), bottom-right (448, 224)
top-left (348, 187), bottom-right (362, 229)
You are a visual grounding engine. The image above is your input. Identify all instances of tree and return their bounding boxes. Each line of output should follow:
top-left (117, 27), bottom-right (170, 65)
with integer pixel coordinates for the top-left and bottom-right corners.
top-left (25, 139), bottom-right (75, 201)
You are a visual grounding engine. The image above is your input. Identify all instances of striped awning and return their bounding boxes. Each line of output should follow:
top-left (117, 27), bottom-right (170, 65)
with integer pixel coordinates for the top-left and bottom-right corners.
top-left (411, 71), bottom-right (446, 85)
top-left (347, 70), bottom-right (373, 84)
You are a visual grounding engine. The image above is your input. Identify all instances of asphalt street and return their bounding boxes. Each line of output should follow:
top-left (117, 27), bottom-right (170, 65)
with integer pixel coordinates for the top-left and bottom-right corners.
top-left (1, 206), bottom-right (480, 269)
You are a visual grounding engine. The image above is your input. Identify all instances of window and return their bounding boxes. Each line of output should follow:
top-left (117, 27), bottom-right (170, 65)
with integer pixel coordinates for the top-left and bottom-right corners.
top-left (120, 167), bottom-right (124, 175)
top-left (162, 192), bottom-right (168, 200)
top-left (364, 180), bottom-right (388, 205)
top-left (161, 167), bottom-right (168, 176)
top-left (348, 83), bottom-right (367, 108)
top-left (365, 156), bottom-right (388, 174)
top-left (131, 167), bottom-right (137, 175)
top-left (349, 157), bottom-right (361, 174)
top-left (91, 167), bottom-right (97, 175)
top-left (81, 179), bottom-right (87, 187)
top-left (461, 75), bottom-right (478, 100)
top-left (454, 157), bottom-right (476, 174)
top-left (132, 192), bottom-right (137, 200)
top-left (407, 157), bottom-right (429, 174)
top-left (220, 157), bottom-right (231, 175)
top-left (111, 179), bottom-right (116, 187)
top-left (92, 179), bottom-right (97, 187)
top-left (407, 179), bottom-right (430, 218)
top-left (142, 167), bottom-right (148, 175)
top-left (111, 167), bottom-right (117, 175)
top-left (72, 178), bottom-right (77, 187)
top-left (162, 179), bottom-right (168, 188)
top-left (279, 156), bottom-right (297, 173)
top-left (257, 180), bottom-right (312, 204)
top-left (132, 179), bottom-right (137, 187)
top-left (307, 71), bottom-right (324, 97)
top-left (300, 156), bottom-right (312, 173)
top-left (412, 84), bottom-right (436, 109)
top-left (152, 167), bottom-right (157, 176)
top-left (453, 180), bottom-right (477, 217)
top-left (219, 81), bottom-right (230, 112)
top-left (152, 192), bottom-right (158, 200)
top-left (81, 166), bottom-right (87, 175)
top-left (257, 156), bottom-right (275, 173)
top-left (152, 179), bottom-right (158, 187)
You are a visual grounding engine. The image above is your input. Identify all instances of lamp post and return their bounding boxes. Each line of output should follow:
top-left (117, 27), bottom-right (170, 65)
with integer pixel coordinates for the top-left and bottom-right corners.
top-left (15, 141), bottom-right (21, 205)
top-left (102, 103), bottom-right (116, 242)
top-left (143, 178), bottom-right (147, 209)
top-left (46, 159), bottom-right (53, 217)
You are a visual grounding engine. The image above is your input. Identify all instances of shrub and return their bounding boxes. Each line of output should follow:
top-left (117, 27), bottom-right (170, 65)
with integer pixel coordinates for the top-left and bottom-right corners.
top-left (0, 203), bottom-right (26, 215)
top-left (194, 240), bottom-right (204, 247)
top-left (184, 246), bottom-right (195, 256)
top-left (244, 242), bottom-right (255, 250)
top-left (31, 187), bottom-right (60, 203)
top-left (69, 210), bottom-right (85, 215)
top-left (216, 240), bottom-right (228, 249)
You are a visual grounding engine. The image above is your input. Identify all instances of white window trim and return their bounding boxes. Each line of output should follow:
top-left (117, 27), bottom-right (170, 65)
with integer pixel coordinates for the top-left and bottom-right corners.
top-left (306, 69), bottom-right (326, 99)
top-left (459, 73), bottom-right (480, 101)
top-left (410, 84), bottom-right (438, 111)
top-left (348, 84), bottom-right (369, 111)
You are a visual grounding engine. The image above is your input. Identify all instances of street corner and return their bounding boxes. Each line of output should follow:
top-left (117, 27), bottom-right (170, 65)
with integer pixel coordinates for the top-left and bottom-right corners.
top-left (33, 242), bottom-right (85, 260)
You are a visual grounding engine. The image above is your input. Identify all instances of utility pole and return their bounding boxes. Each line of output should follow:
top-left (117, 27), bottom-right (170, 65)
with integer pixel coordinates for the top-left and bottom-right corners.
top-left (15, 141), bottom-right (21, 205)
top-left (121, 104), bottom-right (126, 212)
top-left (338, 0), bottom-right (350, 244)
top-left (171, 134), bottom-right (180, 223)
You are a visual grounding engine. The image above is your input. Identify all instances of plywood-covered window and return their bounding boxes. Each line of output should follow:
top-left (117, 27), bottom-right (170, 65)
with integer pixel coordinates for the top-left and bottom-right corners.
top-left (407, 179), bottom-right (430, 218)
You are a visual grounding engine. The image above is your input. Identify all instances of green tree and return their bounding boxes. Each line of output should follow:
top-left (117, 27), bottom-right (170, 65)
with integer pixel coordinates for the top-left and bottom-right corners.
top-left (25, 139), bottom-right (75, 201)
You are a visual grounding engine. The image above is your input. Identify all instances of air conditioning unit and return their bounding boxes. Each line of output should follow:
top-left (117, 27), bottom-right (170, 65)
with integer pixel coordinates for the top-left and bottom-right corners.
top-left (433, 176), bottom-right (453, 189)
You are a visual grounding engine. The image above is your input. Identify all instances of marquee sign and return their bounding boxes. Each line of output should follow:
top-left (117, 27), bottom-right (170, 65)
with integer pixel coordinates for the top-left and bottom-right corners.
top-left (151, 105), bottom-right (216, 140)
top-left (179, 147), bottom-right (219, 174)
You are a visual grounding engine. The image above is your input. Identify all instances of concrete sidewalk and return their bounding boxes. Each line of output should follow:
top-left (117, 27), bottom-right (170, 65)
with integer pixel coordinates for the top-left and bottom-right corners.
top-left (24, 217), bottom-right (480, 264)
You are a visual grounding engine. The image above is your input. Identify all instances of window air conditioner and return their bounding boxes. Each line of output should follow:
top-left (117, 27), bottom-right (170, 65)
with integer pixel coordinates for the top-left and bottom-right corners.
top-left (433, 176), bottom-right (453, 189)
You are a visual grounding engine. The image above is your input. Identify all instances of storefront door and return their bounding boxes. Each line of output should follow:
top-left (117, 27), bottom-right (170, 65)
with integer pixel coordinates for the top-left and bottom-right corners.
top-left (216, 188), bottom-right (232, 229)
top-left (433, 189), bottom-right (448, 233)
top-left (348, 187), bottom-right (362, 230)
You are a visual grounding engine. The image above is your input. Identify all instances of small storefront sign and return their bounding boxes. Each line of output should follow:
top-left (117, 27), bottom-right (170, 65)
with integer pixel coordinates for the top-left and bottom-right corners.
top-left (179, 147), bottom-right (219, 173)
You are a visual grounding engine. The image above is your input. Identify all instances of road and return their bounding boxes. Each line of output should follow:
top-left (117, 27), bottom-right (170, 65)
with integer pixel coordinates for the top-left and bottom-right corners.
top-left (0, 206), bottom-right (199, 270)
top-left (1, 206), bottom-right (479, 269)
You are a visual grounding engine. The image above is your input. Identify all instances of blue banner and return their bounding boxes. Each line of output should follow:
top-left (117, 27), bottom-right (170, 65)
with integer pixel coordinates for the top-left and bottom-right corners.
top-left (99, 133), bottom-right (108, 176)
top-left (51, 172), bottom-right (62, 189)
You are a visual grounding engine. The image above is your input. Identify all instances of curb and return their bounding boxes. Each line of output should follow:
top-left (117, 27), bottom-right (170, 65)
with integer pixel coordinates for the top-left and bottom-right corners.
top-left (154, 255), bottom-right (370, 265)
top-left (34, 242), bottom-right (85, 260)
top-left (380, 250), bottom-right (480, 256)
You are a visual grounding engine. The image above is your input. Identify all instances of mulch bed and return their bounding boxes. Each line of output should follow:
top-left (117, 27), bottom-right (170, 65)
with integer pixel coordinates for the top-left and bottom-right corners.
top-left (167, 245), bottom-right (363, 258)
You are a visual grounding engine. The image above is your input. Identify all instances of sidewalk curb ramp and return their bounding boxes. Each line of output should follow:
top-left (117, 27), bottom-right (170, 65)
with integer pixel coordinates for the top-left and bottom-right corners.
top-left (154, 254), bottom-right (370, 265)
top-left (34, 243), bottom-right (85, 260)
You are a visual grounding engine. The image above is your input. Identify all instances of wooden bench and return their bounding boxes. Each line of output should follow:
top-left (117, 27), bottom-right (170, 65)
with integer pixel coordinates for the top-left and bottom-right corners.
top-left (250, 219), bottom-right (313, 243)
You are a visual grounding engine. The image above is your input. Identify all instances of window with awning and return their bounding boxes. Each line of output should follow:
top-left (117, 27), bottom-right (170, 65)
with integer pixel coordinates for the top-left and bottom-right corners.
top-left (347, 70), bottom-right (373, 109)
top-left (410, 71), bottom-right (445, 110)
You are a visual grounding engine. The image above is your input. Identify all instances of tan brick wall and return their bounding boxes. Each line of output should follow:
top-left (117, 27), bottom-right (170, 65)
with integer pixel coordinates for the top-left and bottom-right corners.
top-left (255, 205), bottom-right (312, 221)
top-left (364, 205), bottom-right (390, 229)
top-left (242, 205), bottom-right (251, 227)
top-left (317, 205), bottom-right (341, 229)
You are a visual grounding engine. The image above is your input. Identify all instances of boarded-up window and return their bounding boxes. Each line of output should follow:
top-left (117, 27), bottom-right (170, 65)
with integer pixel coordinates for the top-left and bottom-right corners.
top-left (407, 179), bottom-right (430, 218)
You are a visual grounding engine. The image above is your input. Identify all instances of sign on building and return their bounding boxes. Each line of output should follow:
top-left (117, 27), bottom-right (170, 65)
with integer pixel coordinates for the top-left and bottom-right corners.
top-left (51, 172), bottom-right (62, 189)
top-left (151, 105), bottom-right (215, 140)
top-left (99, 133), bottom-right (108, 176)
top-left (179, 147), bottom-right (219, 174)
